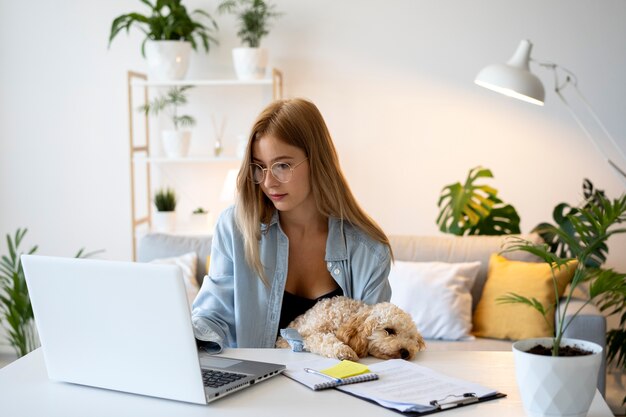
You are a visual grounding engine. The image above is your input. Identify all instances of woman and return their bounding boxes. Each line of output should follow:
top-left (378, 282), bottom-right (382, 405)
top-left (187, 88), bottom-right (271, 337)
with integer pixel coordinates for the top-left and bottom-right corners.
top-left (192, 98), bottom-right (392, 353)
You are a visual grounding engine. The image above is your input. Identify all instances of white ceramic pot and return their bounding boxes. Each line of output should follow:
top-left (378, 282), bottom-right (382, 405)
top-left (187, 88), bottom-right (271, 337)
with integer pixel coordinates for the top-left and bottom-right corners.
top-left (189, 212), bottom-right (211, 233)
top-left (161, 130), bottom-right (191, 158)
top-left (232, 47), bottom-right (268, 80)
top-left (513, 337), bottom-right (603, 417)
top-left (152, 211), bottom-right (176, 233)
top-left (144, 40), bottom-right (192, 81)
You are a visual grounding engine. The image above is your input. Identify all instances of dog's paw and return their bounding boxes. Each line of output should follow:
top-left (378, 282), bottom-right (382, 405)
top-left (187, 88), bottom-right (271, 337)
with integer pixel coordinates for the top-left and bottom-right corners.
top-left (334, 345), bottom-right (359, 361)
top-left (275, 337), bottom-right (290, 349)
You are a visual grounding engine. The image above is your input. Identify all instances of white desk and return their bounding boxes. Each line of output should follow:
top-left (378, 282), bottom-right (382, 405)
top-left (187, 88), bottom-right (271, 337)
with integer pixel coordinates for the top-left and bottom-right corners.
top-left (0, 348), bottom-right (613, 417)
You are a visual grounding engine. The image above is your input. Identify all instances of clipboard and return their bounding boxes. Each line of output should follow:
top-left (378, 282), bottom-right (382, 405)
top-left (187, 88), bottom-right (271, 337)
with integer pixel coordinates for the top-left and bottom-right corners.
top-left (332, 359), bottom-right (507, 415)
top-left (342, 390), bottom-right (507, 415)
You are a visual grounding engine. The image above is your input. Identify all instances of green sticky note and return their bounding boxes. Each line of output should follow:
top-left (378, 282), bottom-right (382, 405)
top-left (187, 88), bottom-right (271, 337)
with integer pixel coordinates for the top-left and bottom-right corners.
top-left (321, 360), bottom-right (370, 379)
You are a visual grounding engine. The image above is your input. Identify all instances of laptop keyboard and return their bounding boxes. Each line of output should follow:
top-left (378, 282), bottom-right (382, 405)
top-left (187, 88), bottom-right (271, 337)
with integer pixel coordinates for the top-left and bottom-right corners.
top-left (201, 369), bottom-right (247, 388)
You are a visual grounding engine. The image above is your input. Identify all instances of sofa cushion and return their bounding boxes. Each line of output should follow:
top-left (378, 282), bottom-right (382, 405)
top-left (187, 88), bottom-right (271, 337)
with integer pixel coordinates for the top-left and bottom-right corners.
top-left (137, 233), bottom-right (213, 285)
top-left (149, 251), bottom-right (199, 305)
top-left (472, 254), bottom-right (577, 340)
top-left (389, 260), bottom-right (481, 340)
top-left (389, 233), bottom-right (543, 312)
top-left (426, 337), bottom-right (514, 351)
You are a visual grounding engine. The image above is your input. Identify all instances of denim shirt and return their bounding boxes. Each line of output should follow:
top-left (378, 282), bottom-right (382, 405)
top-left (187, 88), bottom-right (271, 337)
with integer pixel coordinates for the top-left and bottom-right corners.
top-left (191, 205), bottom-right (392, 353)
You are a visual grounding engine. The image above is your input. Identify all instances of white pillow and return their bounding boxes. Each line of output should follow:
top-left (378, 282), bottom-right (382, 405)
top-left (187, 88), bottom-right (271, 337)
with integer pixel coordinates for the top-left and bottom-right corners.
top-left (389, 260), bottom-right (481, 341)
top-left (149, 252), bottom-right (199, 306)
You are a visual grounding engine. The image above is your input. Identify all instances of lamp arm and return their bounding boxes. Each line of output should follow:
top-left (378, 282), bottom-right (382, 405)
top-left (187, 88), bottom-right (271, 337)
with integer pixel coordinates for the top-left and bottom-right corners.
top-left (535, 61), bottom-right (626, 184)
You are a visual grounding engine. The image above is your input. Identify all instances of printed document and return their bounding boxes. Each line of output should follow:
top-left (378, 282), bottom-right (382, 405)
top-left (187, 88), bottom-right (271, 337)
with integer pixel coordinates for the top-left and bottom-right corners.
top-left (337, 359), bottom-right (498, 413)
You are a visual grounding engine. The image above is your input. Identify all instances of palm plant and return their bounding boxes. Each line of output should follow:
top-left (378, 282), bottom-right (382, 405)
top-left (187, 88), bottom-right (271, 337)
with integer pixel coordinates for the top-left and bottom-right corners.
top-left (0, 229), bottom-right (102, 357)
top-left (533, 179), bottom-right (610, 267)
top-left (437, 166), bottom-right (521, 236)
top-left (218, 0), bottom-right (282, 47)
top-left (109, 0), bottom-right (218, 56)
top-left (0, 229), bottom-right (37, 357)
top-left (498, 192), bottom-right (626, 360)
top-left (526, 179), bottom-right (626, 404)
top-left (139, 86), bottom-right (196, 130)
top-left (607, 316), bottom-right (626, 405)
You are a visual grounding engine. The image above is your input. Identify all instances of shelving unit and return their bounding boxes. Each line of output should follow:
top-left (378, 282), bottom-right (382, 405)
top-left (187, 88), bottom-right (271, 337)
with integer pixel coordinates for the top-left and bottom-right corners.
top-left (128, 69), bottom-right (283, 260)
top-left (133, 156), bottom-right (242, 164)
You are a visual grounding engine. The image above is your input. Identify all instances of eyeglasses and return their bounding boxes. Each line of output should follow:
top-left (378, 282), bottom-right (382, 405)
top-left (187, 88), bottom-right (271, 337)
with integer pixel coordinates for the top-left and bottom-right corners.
top-left (249, 158), bottom-right (308, 184)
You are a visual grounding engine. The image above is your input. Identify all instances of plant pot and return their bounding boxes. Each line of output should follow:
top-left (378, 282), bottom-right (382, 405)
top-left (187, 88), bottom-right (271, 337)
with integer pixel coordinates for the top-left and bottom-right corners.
top-left (152, 211), bottom-right (176, 233)
top-left (232, 47), bottom-right (268, 80)
top-left (513, 337), bottom-right (603, 417)
top-left (144, 40), bottom-right (192, 81)
top-left (189, 212), bottom-right (211, 232)
top-left (161, 130), bottom-right (191, 158)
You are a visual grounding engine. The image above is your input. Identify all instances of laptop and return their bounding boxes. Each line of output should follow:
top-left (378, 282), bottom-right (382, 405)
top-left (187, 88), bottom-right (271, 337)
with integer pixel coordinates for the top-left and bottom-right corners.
top-left (21, 254), bottom-right (285, 404)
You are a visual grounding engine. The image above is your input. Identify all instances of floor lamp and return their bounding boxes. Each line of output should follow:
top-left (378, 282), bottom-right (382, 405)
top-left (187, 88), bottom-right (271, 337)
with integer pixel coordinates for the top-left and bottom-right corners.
top-left (474, 39), bottom-right (626, 185)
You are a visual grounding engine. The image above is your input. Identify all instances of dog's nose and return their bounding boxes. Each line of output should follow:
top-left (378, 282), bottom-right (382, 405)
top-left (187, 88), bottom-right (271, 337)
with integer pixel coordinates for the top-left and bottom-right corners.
top-left (400, 348), bottom-right (410, 359)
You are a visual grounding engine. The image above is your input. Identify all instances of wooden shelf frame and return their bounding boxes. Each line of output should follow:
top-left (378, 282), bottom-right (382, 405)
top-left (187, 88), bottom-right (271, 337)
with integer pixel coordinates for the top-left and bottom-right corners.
top-left (127, 69), bottom-right (284, 260)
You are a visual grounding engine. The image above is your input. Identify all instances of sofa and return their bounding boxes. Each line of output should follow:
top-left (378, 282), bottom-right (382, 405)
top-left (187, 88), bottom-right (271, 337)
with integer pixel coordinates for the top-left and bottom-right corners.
top-left (137, 232), bottom-right (607, 395)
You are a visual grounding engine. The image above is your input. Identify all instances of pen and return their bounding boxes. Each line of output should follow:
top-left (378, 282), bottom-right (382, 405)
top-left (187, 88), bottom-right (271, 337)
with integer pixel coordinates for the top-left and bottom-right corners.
top-left (304, 368), bottom-right (342, 383)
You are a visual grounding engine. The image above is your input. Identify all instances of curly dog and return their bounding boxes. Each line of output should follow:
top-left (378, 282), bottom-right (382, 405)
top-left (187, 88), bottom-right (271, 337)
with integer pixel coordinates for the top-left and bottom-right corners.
top-left (276, 296), bottom-right (425, 361)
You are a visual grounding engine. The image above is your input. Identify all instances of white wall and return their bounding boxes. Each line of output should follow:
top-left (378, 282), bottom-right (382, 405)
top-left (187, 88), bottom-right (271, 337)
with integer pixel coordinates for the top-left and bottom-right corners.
top-left (1, 0), bottom-right (625, 349)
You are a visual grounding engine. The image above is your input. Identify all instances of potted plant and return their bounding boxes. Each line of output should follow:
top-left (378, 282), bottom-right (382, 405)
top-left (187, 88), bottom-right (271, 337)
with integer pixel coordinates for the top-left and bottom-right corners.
top-left (190, 207), bottom-right (211, 232)
top-left (0, 228), bottom-right (101, 358)
top-left (217, 0), bottom-right (282, 80)
top-left (108, 0), bottom-right (218, 80)
top-left (153, 187), bottom-right (177, 233)
top-left (437, 166), bottom-right (521, 235)
top-left (498, 190), bottom-right (626, 417)
top-left (139, 86), bottom-right (196, 158)
top-left (532, 179), bottom-right (626, 409)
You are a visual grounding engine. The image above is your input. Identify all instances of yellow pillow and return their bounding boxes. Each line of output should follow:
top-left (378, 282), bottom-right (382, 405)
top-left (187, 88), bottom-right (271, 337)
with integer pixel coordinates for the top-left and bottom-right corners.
top-left (472, 254), bottom-right (577, 340)
top-left (206, 255), bottom-right (211, 274)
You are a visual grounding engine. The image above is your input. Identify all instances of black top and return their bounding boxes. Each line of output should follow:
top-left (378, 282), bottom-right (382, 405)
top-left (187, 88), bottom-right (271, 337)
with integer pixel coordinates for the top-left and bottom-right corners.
top-left (278, 287), bottom-right (344, 331)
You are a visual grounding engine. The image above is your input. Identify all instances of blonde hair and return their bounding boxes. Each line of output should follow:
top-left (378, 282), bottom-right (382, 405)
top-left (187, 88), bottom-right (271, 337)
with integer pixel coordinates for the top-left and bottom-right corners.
top-left (235, 98), bottom-right (392, 284)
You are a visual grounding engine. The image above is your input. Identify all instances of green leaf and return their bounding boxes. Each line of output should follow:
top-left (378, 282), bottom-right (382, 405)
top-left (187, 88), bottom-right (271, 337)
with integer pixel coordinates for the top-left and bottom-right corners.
top-left (154, 187), bottom-right (177, 211)
top-left (1, 227), bottom-right (100, 357)
top-left (217, 0), bottom-right (282, 47)
top-left (522, 179), bottom-right (626, 357)
top-left (468, 203), bottom-right (521, 235)
top-left (437, 166), bottom-right (520, 236)
top-left (497, 293), bottom-right (549, 316)
top-left (75, 248), bottom-right (106, 259)
top-left (139, 86), bottom-right (195, 130)
top-left (0, 228), bottom-right (38, 357)
top-left (108, 0), bottom-right (218, 53)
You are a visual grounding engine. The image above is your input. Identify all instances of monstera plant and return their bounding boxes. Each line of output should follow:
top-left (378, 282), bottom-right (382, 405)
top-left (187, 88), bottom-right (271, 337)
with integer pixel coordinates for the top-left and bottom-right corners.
top-left (436, 166), bottom-right (521, 236)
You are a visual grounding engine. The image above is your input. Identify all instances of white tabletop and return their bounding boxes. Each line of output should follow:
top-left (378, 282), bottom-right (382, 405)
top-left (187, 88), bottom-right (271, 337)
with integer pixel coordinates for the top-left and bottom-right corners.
top-left (0, 348), bottom-right (613, 417)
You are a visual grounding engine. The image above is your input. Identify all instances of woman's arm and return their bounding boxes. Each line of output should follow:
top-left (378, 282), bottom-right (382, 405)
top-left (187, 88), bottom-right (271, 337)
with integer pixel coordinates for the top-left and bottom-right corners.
top-left (191, 209), bottom-right (237, 352)
top-left (357, 246), bottom-right (392, 304)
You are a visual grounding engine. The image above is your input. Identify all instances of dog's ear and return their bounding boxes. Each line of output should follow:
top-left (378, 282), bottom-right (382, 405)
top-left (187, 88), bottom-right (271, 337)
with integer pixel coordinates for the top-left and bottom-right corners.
top-left (416, 333), bottom-right (427, 351)
top-left (336, 313), bottom-right (372, 358)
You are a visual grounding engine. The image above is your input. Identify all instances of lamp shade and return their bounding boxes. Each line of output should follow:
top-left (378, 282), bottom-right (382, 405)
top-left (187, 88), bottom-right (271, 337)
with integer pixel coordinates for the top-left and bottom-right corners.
top-left (475, 40), bottom-right (545, 106)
